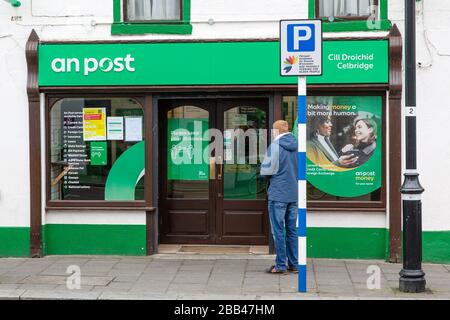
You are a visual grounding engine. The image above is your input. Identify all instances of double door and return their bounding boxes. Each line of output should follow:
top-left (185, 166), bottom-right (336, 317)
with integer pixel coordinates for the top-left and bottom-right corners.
top-left (159, 98), bottom-right (269, 245)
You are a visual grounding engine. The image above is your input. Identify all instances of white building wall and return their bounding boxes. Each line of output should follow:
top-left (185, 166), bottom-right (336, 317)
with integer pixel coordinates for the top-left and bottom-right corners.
top-left (0, 0), bottom-right (448, 231)
top-left (389, 0), bottom-right (450, 231)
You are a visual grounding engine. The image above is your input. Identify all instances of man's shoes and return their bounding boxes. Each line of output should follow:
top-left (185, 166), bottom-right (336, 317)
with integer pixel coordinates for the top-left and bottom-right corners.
top-left (287, 266), bottom-right (298, 273)
top-left (265, 265), bottom-right (287, 274)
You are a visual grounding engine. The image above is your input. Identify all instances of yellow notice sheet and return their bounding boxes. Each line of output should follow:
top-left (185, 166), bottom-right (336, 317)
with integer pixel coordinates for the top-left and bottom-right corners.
top-left (83, 108), bottom-right (106, 141)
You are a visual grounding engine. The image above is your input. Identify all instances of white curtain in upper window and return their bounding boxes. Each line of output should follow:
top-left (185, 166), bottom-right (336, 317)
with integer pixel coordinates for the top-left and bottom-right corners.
top-left (127, 0), bottom-right (181, 21)
top-left (319, 0), bottom-right (374, 17)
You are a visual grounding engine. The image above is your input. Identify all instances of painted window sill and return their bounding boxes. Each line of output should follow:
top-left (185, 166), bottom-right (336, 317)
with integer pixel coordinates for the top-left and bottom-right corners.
top-left (111, 23), bottom-right (193, 35)
top-left (322, 19), bottom-right (392, 32)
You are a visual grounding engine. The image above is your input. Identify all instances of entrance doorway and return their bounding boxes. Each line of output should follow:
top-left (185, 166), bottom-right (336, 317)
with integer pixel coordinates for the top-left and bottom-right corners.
top-left (159, 98), bottom-right (269, 245)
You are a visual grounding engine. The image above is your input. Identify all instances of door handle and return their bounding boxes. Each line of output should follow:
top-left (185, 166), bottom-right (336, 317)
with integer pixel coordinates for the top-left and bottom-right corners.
top-left (217, 156), bottom-right (223, 180)
top-left (209, 157), bottom-right (215, 180)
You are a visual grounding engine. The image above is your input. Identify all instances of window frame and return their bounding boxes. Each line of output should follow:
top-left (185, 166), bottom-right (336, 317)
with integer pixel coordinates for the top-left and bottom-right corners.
top-left (279, 90), bottom-right (387, 211)
top-left (310, 0), bottom-right (391, 32)
top-left (112, 0), bottom-right (192, 35)
top-left (45, 94), bottom-right (151, 209)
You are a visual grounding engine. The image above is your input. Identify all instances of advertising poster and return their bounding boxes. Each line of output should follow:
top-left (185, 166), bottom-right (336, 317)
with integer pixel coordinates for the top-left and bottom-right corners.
top-left (83, 108), bottom-right (106, 141)
top-left (167, 118), bottom-right (209, 181)
top-left (306, 96), bottom-right (382, 197)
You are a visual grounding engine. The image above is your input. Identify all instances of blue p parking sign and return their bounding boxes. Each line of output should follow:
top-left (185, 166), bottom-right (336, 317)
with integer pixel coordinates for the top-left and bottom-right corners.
top-left (280, 20), bottom-right (322, 76)
top-left (287, 24), bottom-right (316, 52)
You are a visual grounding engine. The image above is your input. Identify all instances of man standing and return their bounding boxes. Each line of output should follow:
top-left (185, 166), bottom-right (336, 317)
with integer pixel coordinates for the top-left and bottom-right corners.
top-left (261, 120), bottom-right (298, 274)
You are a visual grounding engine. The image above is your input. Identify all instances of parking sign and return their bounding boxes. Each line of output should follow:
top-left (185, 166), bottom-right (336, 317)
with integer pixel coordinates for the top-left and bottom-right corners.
top-left (280, 20), bottom-right (322, 76)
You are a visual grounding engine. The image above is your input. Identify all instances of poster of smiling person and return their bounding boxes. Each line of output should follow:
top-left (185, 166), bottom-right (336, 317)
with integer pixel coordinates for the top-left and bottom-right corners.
top-left (305, 96), bottom-right (382, 198)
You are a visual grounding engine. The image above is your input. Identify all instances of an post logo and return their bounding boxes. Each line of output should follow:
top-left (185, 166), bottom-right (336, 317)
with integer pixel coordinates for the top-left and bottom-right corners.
top-left (287, 24), bottom-right (315, 52)
top-left (51, 54), bottom-right (135, 76)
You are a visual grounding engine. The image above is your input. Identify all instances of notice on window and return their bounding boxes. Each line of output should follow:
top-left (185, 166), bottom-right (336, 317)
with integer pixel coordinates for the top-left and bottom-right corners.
top-left (90, 141), bottom-right (107, 166)
top-left (83, 108), bottom-right (106, 141)
top-left (107, 116), bottom-right (124, 140)
top-left (167, 118), bottom-right (209, 181)
top-left (125, 116), bottom-right (143, 142)
top-left (231, 114), bottom-right (248, 127)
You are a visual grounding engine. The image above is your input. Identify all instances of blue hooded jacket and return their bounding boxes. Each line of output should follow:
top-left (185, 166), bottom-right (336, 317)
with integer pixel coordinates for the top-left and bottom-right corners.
top-left (260, 133), bottom-right (298, 203)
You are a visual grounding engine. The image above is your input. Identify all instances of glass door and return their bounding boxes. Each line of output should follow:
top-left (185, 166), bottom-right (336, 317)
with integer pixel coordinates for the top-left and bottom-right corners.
top-left (159, 99), bottom-right (216, 244)
top-left (215, 99), bottom-right (269, 245)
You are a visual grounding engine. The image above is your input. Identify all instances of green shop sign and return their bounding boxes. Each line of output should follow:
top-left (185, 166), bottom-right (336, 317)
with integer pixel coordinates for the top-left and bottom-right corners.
top-left (38, 40), bottom-right (388, 86)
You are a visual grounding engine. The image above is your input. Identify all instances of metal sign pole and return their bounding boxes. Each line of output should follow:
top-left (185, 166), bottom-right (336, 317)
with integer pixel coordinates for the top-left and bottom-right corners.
top-left (297, 76), bottom-right (307, 293)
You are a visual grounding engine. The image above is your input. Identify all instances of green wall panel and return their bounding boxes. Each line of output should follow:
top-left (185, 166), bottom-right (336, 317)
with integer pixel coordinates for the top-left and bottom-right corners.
top-left (307, 227), bottom-right (387, 259)
top-left (45, 224), bottom-right (146, 256)
top-left (423, 231), bottom-right (450, 264)
top-left (0, 227), bottom-right (29, 257)
top-left (2, 224), bottom-right (448, 263)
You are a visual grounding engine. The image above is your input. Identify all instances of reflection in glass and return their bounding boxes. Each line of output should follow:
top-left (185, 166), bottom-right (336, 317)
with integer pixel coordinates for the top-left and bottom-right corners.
top-left (223, 106), bottom-right (267, 200)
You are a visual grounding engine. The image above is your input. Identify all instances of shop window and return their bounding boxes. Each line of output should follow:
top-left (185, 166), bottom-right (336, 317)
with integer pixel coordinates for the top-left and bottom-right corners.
top-left (112, 0), bottom-right (192, 35)
top-left (282, 95), bottom-right (385, 207)
top-left (49, 97), bottom-right (145, 202)
top-left (310, 0), bottom-right (391, 32)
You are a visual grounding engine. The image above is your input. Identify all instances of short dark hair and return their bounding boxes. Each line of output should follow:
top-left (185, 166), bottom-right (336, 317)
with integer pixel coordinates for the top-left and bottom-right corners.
top-left (312, 114), bottom-right (331, 131)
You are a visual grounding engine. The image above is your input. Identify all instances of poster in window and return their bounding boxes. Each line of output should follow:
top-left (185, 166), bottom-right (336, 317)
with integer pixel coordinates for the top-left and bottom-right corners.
top-left (125, 116), bottom-right (143, 142)
top-left (83, 108), bottom-right (106, 141)
top-left (167, 118), bottom-right (209, 181)
top-left (305, 96), bottom-right (382, 197)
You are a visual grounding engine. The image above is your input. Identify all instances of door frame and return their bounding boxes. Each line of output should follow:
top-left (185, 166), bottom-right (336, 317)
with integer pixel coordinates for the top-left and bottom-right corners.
top-left (154, 93), bottom-right (274, 245)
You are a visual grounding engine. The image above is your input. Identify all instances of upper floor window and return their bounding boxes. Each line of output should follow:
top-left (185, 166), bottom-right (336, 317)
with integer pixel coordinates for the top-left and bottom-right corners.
top-left (112, 0), bottom-right (192, 35)
top-left (126, 0), bottom-right (181, 22)
top-left (317, 0), bottom-right (378, 20)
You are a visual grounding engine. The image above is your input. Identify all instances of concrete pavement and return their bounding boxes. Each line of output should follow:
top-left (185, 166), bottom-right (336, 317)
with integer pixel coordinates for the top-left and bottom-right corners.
top-left (0, 254), bottom-right (449, 300)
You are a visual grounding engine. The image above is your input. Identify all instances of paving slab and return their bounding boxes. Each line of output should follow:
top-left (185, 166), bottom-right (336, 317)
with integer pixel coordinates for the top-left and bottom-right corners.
top-left (0, 284), bottom-right (20, 290)
top-left (54, 285), bottom-right (95, 292)
top-left (0, 275), bottom-right (29, 284)
top-left (204, 286), bottom-right (242, 295)
top-left (0, 289), bottom-right (26, 300)
top-left (99, 292), bottom-right (178, 300)
top-left (258, 293), bottom-right (320, 300)
top-left (20, 289), bottom-right (101, 300)
top-left (18, 284), bottom-right (60, 291)
top-left (179, 293), bottom-right (257, 300)
top-left (111, 274), bottom-right (141, 283)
